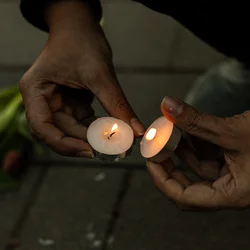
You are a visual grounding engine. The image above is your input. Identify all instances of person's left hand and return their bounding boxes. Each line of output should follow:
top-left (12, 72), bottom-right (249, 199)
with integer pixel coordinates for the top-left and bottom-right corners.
top-left (147, 96), bottom-right (250, 210)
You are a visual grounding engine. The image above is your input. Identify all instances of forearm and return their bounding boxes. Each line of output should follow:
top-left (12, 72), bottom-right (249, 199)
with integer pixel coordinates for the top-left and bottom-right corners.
top-left (20, 0), bottom-right (102, 32)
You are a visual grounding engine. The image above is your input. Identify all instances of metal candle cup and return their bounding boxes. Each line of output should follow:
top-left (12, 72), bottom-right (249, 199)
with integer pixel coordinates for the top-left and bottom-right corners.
top-left (87, 117), bottom-right (134, 162)
top-left (140, 116), bottom-right (181, 159)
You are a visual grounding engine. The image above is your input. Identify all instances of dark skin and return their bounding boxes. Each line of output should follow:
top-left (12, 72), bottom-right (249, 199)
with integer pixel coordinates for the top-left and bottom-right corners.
top-left (19, 1), bottom-right (145, 158)
top-left (147, 96), bottom-right (250, 210)
top-left (19, 0), bottom-right (250, 210)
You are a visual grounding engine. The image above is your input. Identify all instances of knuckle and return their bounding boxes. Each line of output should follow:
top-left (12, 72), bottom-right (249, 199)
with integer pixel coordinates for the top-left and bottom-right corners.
top-left (19, 69), bottom-right (48, 94)
top-left (226, 113), bottom-right (250, 140)
top-left (29, 124), bottom-right (42, 142)
top-left (223, 117), bottom-right (238, 136)
top-left (220, 117), bottom-right (241, 148)
top-left (186, 112), bottom-right (202, 133)
top-left (27, 118), bottom-right (45, 143)
top-left (30, 130), bottom-right (40, 142)
top-left (19, 70), bottom-right (33, 88)
top-left (114, 95), bottom-right (130, 113)
top-left (19, 75), bottom-right (28, 94)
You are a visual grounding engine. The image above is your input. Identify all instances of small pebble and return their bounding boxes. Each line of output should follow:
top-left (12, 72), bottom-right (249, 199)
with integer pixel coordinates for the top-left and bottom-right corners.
top-left (107, 235), bottom-right (115, 245)
top-left (38, 238), bottom-right (55, 247)
top-left (92, 239), bottom-right (103, 248)
top-left (94, 172), bottom-right (106, 182)
top-left (86, 232), bottom-right (96, 241)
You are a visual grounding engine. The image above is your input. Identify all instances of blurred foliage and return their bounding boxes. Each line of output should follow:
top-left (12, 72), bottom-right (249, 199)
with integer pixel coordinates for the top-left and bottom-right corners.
top-left (0, 86), bottom-right (39, 192)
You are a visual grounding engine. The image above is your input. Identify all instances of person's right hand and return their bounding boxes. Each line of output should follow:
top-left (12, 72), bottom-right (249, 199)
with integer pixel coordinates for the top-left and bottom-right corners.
top-left (147, 96), bottom-right (250, 210)
top-left (19, 1), bottom-right (144, 158)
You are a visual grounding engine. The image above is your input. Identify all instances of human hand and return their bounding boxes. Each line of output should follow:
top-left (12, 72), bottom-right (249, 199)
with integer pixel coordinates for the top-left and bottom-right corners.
top-left (147, 96), bottom-right (250, 210)
top-left (19, 1), bottom-right (144, 157)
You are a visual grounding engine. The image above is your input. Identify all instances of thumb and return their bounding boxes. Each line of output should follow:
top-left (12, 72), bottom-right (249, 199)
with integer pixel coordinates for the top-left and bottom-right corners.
top-left (91, 70), bottom-right (145, 136)
top-left (161, 96), bottom-right (238, 150)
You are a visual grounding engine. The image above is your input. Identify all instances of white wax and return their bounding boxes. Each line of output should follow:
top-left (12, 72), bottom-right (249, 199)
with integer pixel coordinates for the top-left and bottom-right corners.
top-left (87, 117), bottom-right (134, 155)
top-left (140, 116), bottom-right (173, 158)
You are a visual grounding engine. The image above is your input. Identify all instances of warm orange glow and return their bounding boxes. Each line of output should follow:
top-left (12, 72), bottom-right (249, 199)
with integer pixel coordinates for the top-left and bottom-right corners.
top-left (111, 123), bottom-right (118, 132)
top-left (146, 128), bottom-right (157, 141)
top-left (104, 124), bottom-right (119, 137)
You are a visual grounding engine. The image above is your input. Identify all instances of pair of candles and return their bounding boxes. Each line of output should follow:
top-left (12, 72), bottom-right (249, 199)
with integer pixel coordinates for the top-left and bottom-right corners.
top-left (87, 116), bottom-right (181, 161)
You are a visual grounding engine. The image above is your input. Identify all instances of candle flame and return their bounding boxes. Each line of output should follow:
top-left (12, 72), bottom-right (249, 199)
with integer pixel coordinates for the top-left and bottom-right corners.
top-left (111, 123), bottom-right (118, 132)
top-left (146, 128), bottom-right (157, 140)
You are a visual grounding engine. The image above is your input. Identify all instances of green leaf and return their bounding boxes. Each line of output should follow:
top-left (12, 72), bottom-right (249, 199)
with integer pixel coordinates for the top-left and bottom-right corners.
top-left (17, 111), bottom-right (31, 140)
top-left (0, 93), bottom-right (22, 134)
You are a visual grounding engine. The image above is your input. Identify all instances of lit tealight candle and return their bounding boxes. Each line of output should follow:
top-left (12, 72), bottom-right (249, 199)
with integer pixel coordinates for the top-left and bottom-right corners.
top-left (87, 117), bottom-right (134, 162)
top-left (140, 116), bottom-right (181, 159)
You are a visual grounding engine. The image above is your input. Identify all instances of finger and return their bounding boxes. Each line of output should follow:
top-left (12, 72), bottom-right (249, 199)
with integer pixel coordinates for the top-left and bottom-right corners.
top-left (53, 112), bottom-right (88, 141)
top-left (49, 91), bottom-right (62, 112)
top-left (175, 139), bottom-right (221, 181)
top-left (63, 105), bottom-right (73, 116)
top-left (170, 171), bottom-right (193, 188)
top-left (73, 105), bottom-right (94, 121)
top-left (22, 86), bottom-right (93, 158)
top-left (90, 69), bottom-right (145, 136)
top-left (163, 159), bottom-right (193, 188)
top-left (149, 150), bottom-right (170, 164)
top-left (161, 96), bottom-right (238, 150)
top-left (30, 119), bottom-right (93, 158)
top-left (151, 158), bottom-right (193, 188)
top-left (147, 161), bottom-right (231, 209)
top-left (146, 161), bottom-right (185, 201)
top-left (220, 164), bottom-right (230, 177)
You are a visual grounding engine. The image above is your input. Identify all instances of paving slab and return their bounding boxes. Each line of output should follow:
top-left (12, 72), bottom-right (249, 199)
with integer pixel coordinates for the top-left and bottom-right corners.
top-left (16, 166), bottom-right (126, 250)
top-left (109, 170), bottom-right (250, 250)
top-left (0, 168), bottom-right (43, 249)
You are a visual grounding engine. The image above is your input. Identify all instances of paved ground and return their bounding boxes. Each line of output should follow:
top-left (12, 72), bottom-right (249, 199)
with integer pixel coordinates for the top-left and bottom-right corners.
top-left (2, 1), bottom-right (248, 250)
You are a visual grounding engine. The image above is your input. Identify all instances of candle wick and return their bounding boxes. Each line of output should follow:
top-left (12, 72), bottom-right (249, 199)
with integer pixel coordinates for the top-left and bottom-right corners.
top-left (108, 132), bottom-right (116, 140)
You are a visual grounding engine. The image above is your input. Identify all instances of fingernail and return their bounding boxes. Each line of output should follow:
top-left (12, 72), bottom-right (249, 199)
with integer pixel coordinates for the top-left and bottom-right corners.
top-left (76, 151), bottom-right (94, 159)
top-left (131, 118), bottom-right (145, 136)
top-left (161, 96), bottom-right (183, 116)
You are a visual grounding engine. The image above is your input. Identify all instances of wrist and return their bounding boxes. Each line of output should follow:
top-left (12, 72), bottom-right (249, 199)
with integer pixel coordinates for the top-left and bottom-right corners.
top-left (46, 0), bottom-right (97, 33)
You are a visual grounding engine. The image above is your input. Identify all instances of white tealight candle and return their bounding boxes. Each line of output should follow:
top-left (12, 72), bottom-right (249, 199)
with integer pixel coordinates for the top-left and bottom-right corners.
top-left (140, 116), bottom-right (181, 159)
top-left (87, 117), bottom-right (134, 162)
